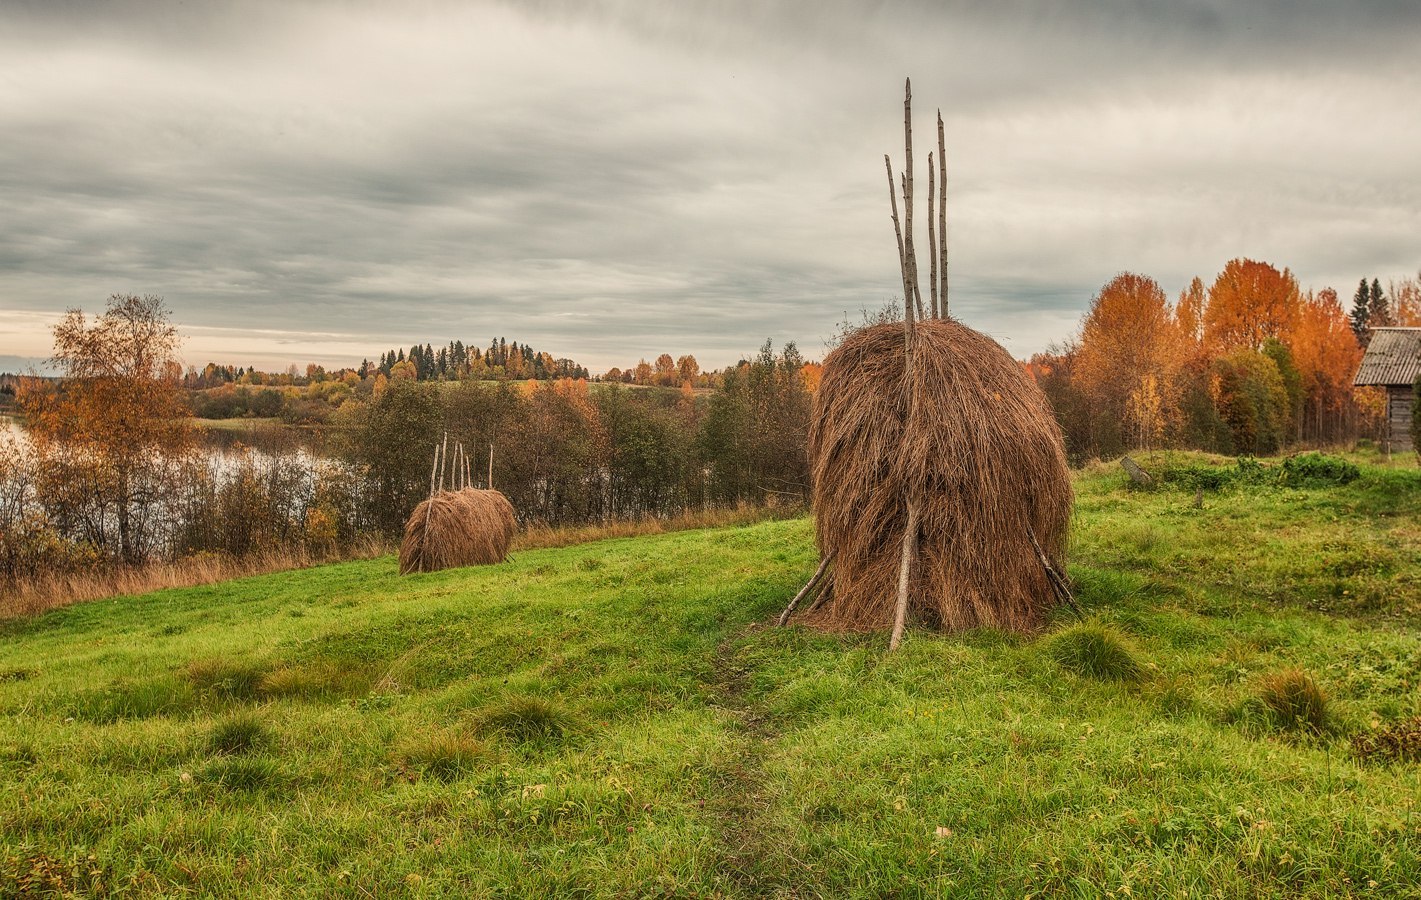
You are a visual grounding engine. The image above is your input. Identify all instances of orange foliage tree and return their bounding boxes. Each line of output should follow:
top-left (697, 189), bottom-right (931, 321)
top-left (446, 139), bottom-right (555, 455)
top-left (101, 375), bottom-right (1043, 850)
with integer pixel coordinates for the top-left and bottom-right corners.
top-left (1390, 274), bottom-right (1421, 326)
top-left (1291, 288), bottom-right (1364, 443)
top-left (1074, 272), bottom-right (1182, 452)
top-left (1203, 258), bottom-right (1301, 351)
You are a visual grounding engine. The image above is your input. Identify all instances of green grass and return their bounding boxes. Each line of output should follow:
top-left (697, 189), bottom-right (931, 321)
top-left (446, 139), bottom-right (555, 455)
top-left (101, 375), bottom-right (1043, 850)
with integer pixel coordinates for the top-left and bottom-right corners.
top-left (2, 453), bottom-right (1420, 896)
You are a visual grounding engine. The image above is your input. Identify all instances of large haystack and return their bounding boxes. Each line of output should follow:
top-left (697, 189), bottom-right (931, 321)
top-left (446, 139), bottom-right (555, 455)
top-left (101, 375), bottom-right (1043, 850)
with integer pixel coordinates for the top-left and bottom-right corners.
top-left (399, 488), bottom-right (516, 574)
top-left (779, 79), bottom-right (1074, 645)
top-left (806, 319), bottom-right (1072, 633)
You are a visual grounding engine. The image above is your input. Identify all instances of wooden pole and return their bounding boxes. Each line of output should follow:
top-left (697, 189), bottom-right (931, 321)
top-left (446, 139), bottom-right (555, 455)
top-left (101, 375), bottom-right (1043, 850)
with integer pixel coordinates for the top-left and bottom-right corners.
top-left (889, 502), bottom-right (920, 651)
top-left (937, 110), bottom-right (947, 316)
top-left (488, 442), bottom-right (494, 490)
top-left (427, 442), bottom-right (440, 500)
top-left (437, 431), bottom-right (449, 493)
top-left (885, 155), bottom-right (911, 321)
top-left (927, 151), bottom-right (938, 320)
top-left (901, 78), bottom-right (921, 325)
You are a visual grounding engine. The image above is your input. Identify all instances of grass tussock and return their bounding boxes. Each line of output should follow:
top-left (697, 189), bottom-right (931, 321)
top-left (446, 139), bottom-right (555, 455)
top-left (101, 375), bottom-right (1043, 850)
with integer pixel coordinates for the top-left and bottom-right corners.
top-left (477, 696), bottom-right (575, 748)
top-left (195, 756), bottom-right (284, 792)
top-left (259, 662), bottom-right (374, 701)
top-left (1257, 668), bottom-right (1329, 732)
top-left (185, 658), bottom-right (268, 702)
top-left (1352, 716), bottom-right (1421, 764)
top-left (208, 714), bottom-right (274, 756)
top-left (1046, 623), bottom-right (1145, 682)
top-left (396, 730), bottom-right (493, 782)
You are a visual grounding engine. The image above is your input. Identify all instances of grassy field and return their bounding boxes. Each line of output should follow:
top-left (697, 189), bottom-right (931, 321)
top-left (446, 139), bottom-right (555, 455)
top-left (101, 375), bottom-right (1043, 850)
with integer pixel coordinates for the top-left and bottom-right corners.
top-left (2, 452), bottom-right (1419, 898)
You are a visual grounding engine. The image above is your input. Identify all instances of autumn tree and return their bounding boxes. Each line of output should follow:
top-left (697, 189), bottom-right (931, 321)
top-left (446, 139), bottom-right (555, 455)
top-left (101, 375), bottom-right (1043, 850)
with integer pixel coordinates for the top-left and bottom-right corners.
top-left (652, 353), bottom-right (676, 387)
top-left (1203, 258), bottom-right (1300, 352)
top-left (676, 354), bottom-right (700, 386)
top-left (1211, 349), bottom-right (1290, 454)
top-left (1175, 277), bottom-right (1207, 361)
top-left (21, 294), bottom-right (194, 564)
top-left (1391, 275), bottom-right (1421, 326)
top-left (1291, 288), bottom-right (1363, 443)
top-left (332, 378), bottom-right (442, 533)
top-left (699, 340), bottom-right (810, 503)
top-left (1074, 272), bottom-right (1182, 453)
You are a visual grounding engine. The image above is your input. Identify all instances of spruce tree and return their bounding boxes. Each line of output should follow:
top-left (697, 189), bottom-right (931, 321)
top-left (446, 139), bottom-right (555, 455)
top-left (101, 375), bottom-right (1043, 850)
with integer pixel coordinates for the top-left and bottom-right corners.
top-left (1350, 278), bottom-right (1372, 343)
top-left (1369, 278), bottom-right (1390, 327)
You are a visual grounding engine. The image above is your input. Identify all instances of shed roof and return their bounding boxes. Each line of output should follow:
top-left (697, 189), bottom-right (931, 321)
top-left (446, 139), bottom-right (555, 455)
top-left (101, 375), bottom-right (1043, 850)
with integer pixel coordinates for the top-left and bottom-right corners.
top-left (1354, 327), bottom-right (1421, 387)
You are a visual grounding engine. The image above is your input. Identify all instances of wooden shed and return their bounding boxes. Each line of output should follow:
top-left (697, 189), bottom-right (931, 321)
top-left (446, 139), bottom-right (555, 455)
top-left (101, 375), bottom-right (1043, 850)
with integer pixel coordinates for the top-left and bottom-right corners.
top-left (1354, 327), bottom-right (1420, 452)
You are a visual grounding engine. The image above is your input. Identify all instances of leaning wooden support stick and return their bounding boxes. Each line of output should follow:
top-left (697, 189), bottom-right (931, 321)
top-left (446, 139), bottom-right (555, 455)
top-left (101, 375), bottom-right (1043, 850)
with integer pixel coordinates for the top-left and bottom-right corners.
top-left (1027, 528), bottom-right (1082, 618)
top-left (889, 502), bottom-right (920, 651)
top-left (777, 553), bottom-right (834, 626)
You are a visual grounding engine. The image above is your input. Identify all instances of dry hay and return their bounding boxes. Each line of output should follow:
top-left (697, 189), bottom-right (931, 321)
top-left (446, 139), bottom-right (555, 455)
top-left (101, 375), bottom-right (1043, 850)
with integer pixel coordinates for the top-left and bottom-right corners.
top-left (806, 318), bottom-right (1072, 633)
top-left (399, 488), bottom-right (517, 574)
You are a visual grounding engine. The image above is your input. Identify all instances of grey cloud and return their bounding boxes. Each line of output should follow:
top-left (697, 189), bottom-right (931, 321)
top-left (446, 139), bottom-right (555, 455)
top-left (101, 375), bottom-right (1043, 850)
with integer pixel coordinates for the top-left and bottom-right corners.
top-left (1, 1), bottom-right (1419, 372)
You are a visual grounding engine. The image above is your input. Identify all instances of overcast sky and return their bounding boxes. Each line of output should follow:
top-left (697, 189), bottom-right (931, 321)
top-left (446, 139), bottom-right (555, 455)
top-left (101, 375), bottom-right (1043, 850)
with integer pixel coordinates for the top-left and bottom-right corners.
top-left (2, 0), bottom-right (1419, 374)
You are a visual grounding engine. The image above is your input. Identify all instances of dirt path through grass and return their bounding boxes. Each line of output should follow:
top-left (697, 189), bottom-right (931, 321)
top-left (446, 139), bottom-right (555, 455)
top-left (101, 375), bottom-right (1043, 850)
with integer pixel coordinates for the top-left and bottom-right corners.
top-left (709, 623), bottom-right (784, 897)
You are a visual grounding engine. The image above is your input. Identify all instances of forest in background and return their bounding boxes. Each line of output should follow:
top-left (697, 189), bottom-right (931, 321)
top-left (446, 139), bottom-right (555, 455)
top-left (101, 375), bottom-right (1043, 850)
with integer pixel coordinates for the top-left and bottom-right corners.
top-left (1034, 262), bottom-right (1420, 460)
top-left (2, 257), bottom-right (1419, 596)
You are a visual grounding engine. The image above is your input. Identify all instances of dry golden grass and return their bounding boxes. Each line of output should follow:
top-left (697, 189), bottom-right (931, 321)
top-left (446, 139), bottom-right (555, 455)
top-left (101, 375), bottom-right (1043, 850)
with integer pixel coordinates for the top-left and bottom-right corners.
top-left (1, 503), bottom-right (800, 618)
top-left (0, 537), bottom-right (391, 619)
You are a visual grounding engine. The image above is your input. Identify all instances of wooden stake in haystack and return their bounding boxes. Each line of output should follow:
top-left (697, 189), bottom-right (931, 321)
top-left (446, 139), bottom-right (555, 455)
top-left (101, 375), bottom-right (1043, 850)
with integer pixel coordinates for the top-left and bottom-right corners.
top-left (779, 79), bottom-right (1077, 648)
top-left (399, 435), bottom-right (517, 574)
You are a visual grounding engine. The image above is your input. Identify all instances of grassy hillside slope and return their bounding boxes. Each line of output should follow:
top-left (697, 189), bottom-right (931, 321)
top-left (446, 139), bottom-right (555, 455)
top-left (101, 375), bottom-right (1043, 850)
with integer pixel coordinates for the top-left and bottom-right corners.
top-left (2, 454), bottom-right (1420, 898)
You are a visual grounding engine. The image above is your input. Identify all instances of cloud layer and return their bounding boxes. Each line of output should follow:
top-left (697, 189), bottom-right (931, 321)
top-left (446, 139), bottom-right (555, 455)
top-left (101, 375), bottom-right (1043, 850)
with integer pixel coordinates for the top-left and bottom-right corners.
top-left (2, 0), bottom-right (1418, 372)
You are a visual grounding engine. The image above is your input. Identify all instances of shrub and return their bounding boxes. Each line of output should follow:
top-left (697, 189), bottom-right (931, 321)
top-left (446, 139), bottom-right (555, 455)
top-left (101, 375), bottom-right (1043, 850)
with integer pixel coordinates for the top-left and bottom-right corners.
top-left (1046, 623), bottom-right (1144, 682)
top-left (1258, 669), bottom-right (1328, 732)
top-left (1353, 716), bottom-right (1421, 764)
top-left (208, 714), bottom-right (273, 755)
top-left (1279, 452), bottom-right (1359, 487)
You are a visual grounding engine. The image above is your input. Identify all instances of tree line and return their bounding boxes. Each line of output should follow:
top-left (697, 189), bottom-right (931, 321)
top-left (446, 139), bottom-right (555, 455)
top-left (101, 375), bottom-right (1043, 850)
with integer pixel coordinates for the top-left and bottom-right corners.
top-left (4, 269), bottom-right (1416, 592)
top-left (0, 295), bottom-right (812, 588)
top-left (1029, 261), bottom-right (1420, 461)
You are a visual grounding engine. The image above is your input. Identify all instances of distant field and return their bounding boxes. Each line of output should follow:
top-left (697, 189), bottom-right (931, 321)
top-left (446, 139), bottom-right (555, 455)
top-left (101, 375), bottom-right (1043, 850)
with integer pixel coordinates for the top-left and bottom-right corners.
top-left (2, 453), bottom-right (1419, 897)
top-left (193, 417), bottom-right (284, 431)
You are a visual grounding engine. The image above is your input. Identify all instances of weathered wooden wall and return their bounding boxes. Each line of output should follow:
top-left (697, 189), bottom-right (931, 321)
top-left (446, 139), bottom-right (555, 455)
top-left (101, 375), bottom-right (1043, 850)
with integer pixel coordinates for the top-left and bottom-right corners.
top-left (1387, 385), bottom-right (1415, 452)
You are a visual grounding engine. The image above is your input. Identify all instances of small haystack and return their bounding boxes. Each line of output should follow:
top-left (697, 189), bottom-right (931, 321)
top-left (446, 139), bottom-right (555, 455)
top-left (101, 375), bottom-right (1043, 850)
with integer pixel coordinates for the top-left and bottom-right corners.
top-left (780, 79), bottom-right (1074, 646)
top-left (399, 437), bottom-right (517, 574)
top-left (399, 488), bottom-right (516, 574)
